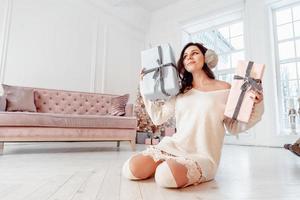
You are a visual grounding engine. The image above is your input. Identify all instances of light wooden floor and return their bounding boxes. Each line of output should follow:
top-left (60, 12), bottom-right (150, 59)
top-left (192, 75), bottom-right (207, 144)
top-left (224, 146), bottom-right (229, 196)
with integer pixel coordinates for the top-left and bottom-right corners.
top-left (0, 142), bottom-right (299, 200)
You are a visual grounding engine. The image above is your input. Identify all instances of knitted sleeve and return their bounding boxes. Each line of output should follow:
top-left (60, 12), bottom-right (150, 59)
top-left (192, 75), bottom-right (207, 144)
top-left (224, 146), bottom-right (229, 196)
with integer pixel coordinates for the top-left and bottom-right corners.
top-left (139, 82), bottom-right (176, 126)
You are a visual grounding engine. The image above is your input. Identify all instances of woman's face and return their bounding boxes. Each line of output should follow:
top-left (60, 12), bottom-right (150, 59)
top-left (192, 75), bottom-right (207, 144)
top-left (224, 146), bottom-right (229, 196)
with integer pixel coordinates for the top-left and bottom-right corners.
top-left (183, 45), bottom-right (205, 73)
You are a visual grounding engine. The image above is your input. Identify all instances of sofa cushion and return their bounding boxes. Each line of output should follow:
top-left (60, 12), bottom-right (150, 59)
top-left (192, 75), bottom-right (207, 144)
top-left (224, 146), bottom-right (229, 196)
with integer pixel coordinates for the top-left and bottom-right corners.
top-left (0, 96), bottom-right (6, 111)
top-left (2, 84), bottom-right (37, 112)
top-left (0, 112), bottom-right (137, 129)
top-left (111, 94), bottom-right (129, 116)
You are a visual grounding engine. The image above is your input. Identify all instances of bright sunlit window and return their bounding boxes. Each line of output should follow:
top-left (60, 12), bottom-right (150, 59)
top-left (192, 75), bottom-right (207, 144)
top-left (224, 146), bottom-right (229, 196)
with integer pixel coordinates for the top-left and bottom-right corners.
top-left (190, 20), bottom-right (245, 83)
top-left (273, 3), bottom-right (300, 134)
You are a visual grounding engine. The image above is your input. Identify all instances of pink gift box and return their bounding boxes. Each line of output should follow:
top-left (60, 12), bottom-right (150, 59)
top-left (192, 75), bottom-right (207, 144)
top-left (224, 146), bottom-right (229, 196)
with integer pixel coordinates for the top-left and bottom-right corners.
top-left (152, 139), bottom-right (160, 145)
top-left (145, 138), bottom-right (151, 145)
top-left (164, 127), bottom-right (176, 136)
top-left (224, 60), bottom-right (265, 123)
top-left (145, 138), bottom-right (160, 145)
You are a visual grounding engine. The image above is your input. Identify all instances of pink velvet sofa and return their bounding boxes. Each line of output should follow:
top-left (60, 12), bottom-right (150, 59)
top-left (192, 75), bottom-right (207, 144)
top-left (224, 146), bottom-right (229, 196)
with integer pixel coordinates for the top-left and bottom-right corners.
top-left (0, 86), bottom-right (137, 154)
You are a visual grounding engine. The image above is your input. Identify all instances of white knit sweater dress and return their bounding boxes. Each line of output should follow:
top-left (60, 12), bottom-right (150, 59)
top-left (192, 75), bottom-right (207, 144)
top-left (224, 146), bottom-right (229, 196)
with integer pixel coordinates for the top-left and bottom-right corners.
top-left (140, 86), bottom-right (264, 182)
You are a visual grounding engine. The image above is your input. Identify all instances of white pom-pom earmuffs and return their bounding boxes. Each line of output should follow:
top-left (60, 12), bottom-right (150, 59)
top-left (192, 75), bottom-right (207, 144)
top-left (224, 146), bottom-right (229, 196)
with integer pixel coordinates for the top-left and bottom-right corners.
top-left (204, 49), bottom-right (219, 69)
top-left (204, 49), bottom-right (218, 69)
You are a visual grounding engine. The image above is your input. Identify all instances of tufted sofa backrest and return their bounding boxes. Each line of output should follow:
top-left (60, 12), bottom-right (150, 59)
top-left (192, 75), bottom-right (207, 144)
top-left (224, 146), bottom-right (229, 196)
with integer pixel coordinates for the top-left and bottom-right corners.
top-left (34, 88), bottom-right (119, 115)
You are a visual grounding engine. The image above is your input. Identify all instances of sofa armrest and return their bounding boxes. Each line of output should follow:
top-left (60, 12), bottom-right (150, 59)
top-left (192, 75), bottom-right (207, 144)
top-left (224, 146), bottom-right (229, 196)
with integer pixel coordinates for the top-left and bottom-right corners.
top-left (0, 96), bottom-right (6, 111)
top-left (125, 104), bottom-right (134, 117)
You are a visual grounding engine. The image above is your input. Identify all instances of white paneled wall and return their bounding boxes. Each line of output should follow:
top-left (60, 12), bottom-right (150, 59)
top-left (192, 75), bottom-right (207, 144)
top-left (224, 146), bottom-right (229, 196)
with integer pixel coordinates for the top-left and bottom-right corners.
top-left (0, 0), bottom-right (148, 103)
top-left (0, 0), bottom-right (10, 84)
top-left (4, 0), bottom-right (97, 91)
top-left (104, 25), bottom-right (144, 95)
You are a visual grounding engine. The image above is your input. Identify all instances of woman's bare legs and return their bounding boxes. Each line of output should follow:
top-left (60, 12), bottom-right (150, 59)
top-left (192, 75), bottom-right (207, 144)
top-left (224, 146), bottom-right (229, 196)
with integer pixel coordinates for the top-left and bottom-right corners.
top-left (155, 159), bottom-right (188, 188)
top-left (123, 147), bottom-right (203, 188)
top-left (122, 153), bottom-right (162, 180)
top-left (155, 158), bottom-right (202, 188)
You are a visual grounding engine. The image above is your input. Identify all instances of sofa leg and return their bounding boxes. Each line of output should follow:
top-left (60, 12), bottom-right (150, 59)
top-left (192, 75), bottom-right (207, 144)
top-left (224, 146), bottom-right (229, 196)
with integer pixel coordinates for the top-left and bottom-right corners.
top-left (0, 142), bottom-right (4, 155)
top-left (117, 141), bottom-right (120, 148)
top-left (130, 140), bottom-right (136, 151)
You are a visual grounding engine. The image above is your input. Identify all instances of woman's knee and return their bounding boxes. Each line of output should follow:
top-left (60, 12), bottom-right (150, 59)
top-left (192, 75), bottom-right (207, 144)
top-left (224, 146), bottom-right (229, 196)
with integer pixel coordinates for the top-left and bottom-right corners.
top-left (122, 154), bottom-right (159, 180)
top-left (155, 159), bottom-right (188, 188)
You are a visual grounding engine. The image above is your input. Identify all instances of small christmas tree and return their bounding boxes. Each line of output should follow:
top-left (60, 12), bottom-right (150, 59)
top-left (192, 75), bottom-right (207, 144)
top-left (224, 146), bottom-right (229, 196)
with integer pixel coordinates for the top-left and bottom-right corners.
top-left (134, 86), bottom-right (175, 138)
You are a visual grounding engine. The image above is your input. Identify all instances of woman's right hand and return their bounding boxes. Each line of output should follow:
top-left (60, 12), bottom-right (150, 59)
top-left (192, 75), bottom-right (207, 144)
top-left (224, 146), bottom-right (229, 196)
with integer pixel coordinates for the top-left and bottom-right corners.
top-left (140, 68), bottom-right (146, 80)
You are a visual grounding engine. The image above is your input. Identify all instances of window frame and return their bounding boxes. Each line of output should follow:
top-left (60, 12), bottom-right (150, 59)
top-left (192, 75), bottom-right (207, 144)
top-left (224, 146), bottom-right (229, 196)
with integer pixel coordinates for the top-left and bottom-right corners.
top-left (188, 19), bottom-right (246, 81)
top-left (272, 1), bottom-right (300, 135)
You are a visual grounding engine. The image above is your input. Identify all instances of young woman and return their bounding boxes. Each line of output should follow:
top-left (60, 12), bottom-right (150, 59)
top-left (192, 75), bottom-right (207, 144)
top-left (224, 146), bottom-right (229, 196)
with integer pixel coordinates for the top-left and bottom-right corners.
top-left (122, 42), bottom-right (264, 188)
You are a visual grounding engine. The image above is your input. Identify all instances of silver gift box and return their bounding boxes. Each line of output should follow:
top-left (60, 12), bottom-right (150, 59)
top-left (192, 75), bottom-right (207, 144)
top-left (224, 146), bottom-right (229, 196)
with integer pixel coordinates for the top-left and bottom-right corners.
top-left (141, 44), bottom-right (180, 101)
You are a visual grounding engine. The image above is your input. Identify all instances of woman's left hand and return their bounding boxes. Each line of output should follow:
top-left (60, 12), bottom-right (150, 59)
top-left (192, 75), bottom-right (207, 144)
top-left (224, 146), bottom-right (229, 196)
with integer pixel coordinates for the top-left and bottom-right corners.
top-left (250, 90), bottom-right (263, 104)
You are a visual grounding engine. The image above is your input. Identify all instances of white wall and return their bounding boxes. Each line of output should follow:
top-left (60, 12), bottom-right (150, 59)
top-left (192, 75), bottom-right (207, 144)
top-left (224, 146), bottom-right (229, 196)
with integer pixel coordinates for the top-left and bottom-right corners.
top-left (0, 0), bottom-right (8, 83)
top-left (146, 0), bottom-right (300, 146)
top-left (0, 0), bottom-right (148, 103)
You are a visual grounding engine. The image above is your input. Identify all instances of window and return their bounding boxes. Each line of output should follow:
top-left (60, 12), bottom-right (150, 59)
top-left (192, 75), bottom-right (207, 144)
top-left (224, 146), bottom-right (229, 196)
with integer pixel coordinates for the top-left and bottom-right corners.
top-left (189, 21), bottom-right (245, 83)
top-left (273, 3), bottom-right (300, 134)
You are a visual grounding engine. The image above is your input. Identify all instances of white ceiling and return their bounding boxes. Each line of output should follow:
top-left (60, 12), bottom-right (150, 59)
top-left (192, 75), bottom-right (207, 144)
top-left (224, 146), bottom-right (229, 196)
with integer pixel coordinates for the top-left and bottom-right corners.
top-left (104, 0), bottom-right (180, 11)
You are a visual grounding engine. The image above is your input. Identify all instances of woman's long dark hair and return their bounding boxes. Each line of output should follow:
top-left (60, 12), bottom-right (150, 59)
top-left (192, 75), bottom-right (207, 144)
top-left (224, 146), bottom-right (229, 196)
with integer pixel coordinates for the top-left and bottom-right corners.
top-left (177, 42), bottom-right (215, 94)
